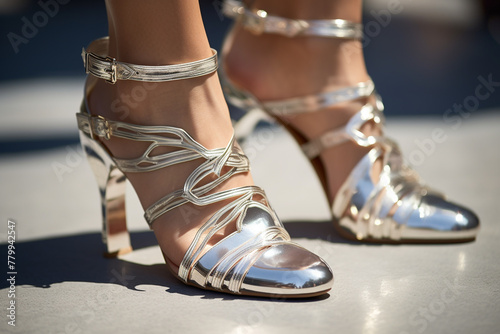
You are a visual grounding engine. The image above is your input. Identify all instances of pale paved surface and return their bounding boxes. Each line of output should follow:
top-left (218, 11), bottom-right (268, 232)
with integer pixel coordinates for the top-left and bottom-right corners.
top-left (0, 79), bottom-right (499, 334)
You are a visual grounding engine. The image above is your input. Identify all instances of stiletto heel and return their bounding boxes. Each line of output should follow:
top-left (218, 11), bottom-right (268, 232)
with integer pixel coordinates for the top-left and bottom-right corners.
top-left (76, 37), bottom-right (333, 297)
top-left (79, 121), bottom-right (131, 257)
top-left (220, 0), bottom-right (479, 243)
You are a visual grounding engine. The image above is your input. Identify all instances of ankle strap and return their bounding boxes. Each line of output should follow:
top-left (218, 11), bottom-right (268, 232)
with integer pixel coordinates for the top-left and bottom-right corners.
top-left (262, 80), bottom-right (375, 116)
top-left (82, 37), bottom-right (218, 84)
top-left (223, 0), bottom-right (362, 39)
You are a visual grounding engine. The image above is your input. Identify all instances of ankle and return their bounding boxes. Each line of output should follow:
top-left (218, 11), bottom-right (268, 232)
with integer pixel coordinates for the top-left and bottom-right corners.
top-left (223, 27), bottom-right (369, 101)
top-left (88, 73), bottom-right (233, 148)
top-left (251, 0), bottom-right (362, 21)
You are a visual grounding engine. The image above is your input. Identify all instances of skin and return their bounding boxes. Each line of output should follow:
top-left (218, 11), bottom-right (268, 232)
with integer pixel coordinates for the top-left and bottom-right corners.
top-left (90, 0), bottom-right (254, 268)
top-left (89, 0), bottom-right (379, 268)
top-left (224, 0), bottom-right (383, 201)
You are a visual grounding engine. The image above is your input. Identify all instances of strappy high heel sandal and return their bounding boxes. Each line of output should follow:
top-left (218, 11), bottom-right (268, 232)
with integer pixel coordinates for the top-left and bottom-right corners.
top-left (220, 1), bottom-right (479, 243)
top-left (77, 37), bottom-right (333, 297)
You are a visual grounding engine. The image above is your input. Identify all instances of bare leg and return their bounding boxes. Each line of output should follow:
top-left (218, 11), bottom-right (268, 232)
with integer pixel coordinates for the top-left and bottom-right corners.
top-left (89, 0), bottom-right (253, 267)
top-left (223, 0), bottom-right (382, 201)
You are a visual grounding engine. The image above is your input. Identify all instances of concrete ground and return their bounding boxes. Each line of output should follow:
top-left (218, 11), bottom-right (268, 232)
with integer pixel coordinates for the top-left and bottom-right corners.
top-left (0, 78), bottom-right (499, 334)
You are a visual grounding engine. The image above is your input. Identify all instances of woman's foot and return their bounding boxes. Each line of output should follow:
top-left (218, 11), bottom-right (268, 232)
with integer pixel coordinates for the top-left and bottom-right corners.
top-left (78, 0), bottom-right (334, 297)
top-left (223, 14), bottom-right (382, 203)
top-left (220, 0), bottom-right (479, 242)
top-left (89, 0), bottom-right (257, 268)
top-left (80, 36), bottom-right (334, 296)
top-left (87, 68), bottom-right (257, 268)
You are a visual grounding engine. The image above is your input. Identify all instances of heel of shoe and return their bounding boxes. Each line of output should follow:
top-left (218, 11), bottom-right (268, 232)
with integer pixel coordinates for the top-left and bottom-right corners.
top-left (79, 131), bottom-right (132, 257)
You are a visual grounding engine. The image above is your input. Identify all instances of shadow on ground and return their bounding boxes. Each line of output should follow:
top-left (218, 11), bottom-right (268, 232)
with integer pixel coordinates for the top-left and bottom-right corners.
top-left (284, 220), bottom-right (360, 244)
top-left (0, 226), bottom-right (349, 302)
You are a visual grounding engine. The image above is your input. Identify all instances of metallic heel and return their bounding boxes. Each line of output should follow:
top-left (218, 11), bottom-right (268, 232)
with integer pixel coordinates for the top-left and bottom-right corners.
top-left (79, 129), bottom-right (132, 257)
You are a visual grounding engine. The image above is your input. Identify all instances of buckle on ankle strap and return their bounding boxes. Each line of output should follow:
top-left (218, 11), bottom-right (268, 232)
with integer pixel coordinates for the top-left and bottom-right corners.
top-left (242, 9), bottom-right (268, 35)
top-left (86, 115), bottom-right (112, 140)
top-left (84, 50), bottom-right (117, 84)
top-left (105, 58), bottom-right (117, 84)
top-left (82, 37), bottom-right (219, 83)
top-left (239, 8), bottom-right (307, 37)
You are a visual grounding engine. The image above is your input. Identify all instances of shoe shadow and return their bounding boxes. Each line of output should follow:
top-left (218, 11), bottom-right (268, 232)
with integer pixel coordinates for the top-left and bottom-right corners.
top-left (283, 219), bottom-right (383, 246)
top-left (0, 231), bottom-right (329, 303)
top-left (283, 220), bottom-right (352, 244)
top-left (283, 220), bottom-right (472, 246)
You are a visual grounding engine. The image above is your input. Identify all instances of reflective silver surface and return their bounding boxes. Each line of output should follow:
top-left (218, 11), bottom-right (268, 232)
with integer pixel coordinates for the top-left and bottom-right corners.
top-left (334, 144), bottom-right (479, 242)
top-left (3, 84), bottom-right (498, 333)
top-left (223, 74), bottom-right (479, 242)
top-left (82, 37), bottom-right (218, 83)
top-left (79, 127), bottom-right (132, 256)
top-left (76, 37), bottom-right (334, 297)
top-left (189, 205), bottom-right (333, 296)
top-left (241, 242), bottom-right (334, 296)
top-left (220, 23), bottom-right (479, 243)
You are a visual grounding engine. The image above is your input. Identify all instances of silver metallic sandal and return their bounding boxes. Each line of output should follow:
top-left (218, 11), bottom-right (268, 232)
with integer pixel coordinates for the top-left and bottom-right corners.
top-left (220, 1), bottom-right (479, 243)
top-left (76, 37), bottom-right (333, 297)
